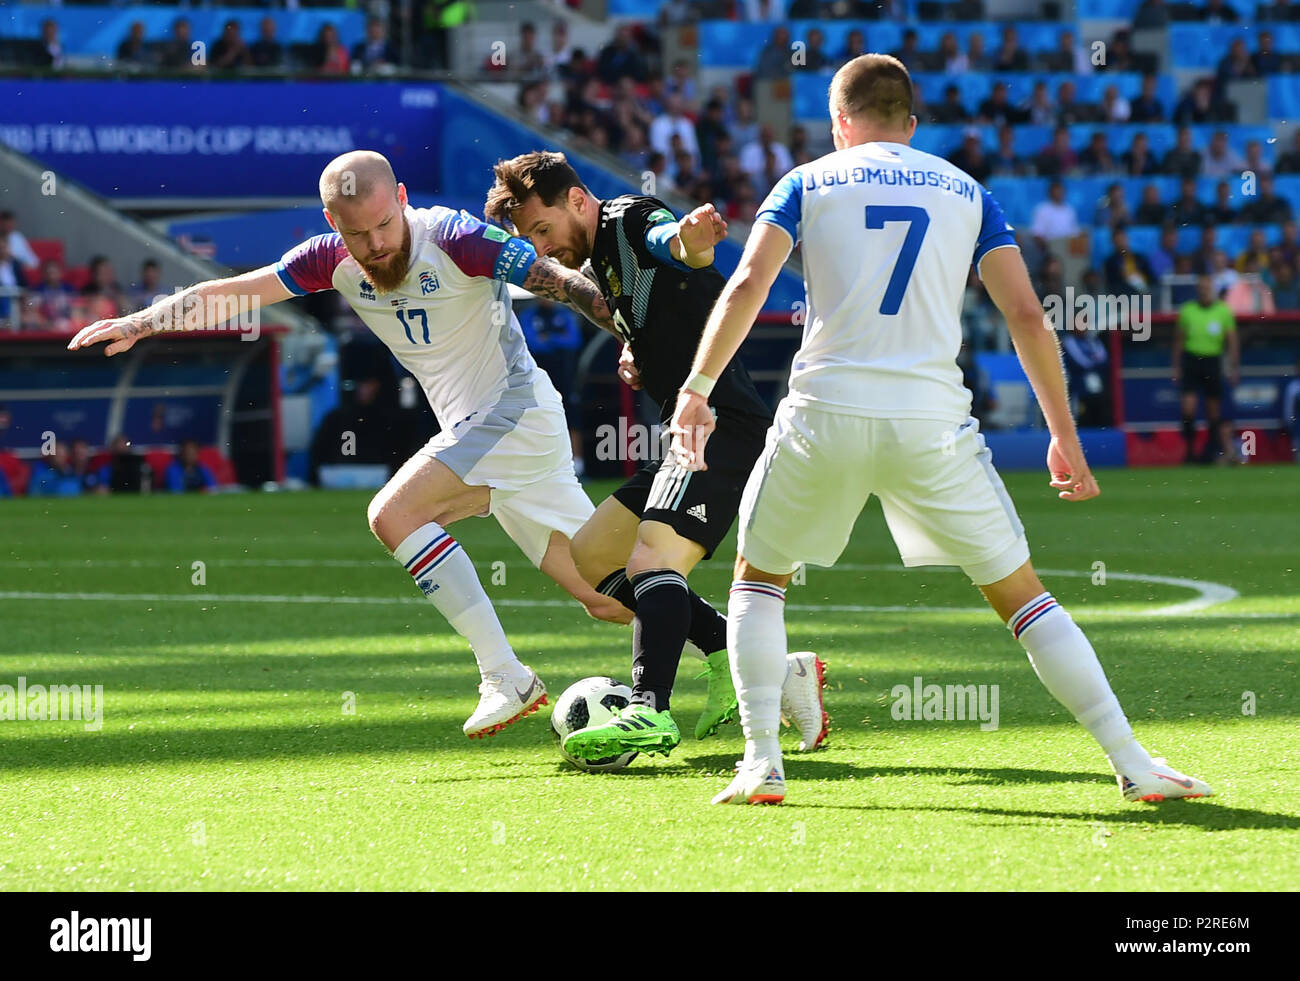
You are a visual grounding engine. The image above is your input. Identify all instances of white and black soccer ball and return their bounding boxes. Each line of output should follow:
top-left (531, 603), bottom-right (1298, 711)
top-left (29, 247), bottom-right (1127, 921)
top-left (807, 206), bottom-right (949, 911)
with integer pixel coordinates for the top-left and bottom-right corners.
top-left (550, 676), bottom-right (639, 773)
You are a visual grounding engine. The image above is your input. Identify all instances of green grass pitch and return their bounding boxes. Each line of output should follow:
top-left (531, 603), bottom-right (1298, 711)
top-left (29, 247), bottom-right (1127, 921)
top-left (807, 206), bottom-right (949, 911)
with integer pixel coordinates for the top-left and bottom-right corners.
top-left (1, 466), bottom-right (1297, 891)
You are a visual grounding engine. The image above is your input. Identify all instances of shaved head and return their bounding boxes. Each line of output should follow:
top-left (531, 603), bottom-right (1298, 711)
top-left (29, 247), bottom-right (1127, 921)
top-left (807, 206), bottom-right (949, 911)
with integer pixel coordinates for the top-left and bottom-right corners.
top-left (319, 150), bottom-right (397, 212)
top-left (318, 150), bottom-right (411, 293)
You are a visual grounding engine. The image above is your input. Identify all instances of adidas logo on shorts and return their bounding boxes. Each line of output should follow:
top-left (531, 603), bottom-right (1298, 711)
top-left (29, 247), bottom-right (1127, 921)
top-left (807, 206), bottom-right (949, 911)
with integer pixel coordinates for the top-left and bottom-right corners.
top-left (687, 503), bottom-right (707, 522)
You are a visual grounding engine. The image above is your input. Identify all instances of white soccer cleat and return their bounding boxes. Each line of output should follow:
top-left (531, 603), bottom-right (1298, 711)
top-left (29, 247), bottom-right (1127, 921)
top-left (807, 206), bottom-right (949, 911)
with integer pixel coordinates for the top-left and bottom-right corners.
top-left (463, 665), bottom-right (547, 739)
top-left (1117, 758), bottom-right (1213, 803)
top-left (711, 757), bottom-right (786, 805)
top-left (781, 651), bottom-right (829, 751)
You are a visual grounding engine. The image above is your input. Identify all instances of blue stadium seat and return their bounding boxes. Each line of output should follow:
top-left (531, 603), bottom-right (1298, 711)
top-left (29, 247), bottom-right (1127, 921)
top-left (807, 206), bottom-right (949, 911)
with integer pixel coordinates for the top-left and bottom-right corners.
top-left (1274, 174), bottom-right (1300, 210)
top-left (901, 72), bottom-right (1176, 114)
top-left (987, 177), bottom-right (1047, 227)
top-left (606, 0), bottom-right (685, 13)
top-left (1078, 0), bottom-right (1142, 16)
top-left (705, 20), bottom-right (1089, 71)
top-left (789, 21), bottom-right (904, 55)
top-left (1088, 223), bottom-right (1281, 269)
top-left (0, 6), bottom-right (366, 58)
top-left (1269, 76), bottom-right (1300, 119)
top-left (1169, 24), bottom-right (1300, 69)
top-left (698, 22), bottom-right (785, 69)
top-left (1188, 123), bottom-right (1277, 158)
top-left (792, 73), bottom-right (835, 120)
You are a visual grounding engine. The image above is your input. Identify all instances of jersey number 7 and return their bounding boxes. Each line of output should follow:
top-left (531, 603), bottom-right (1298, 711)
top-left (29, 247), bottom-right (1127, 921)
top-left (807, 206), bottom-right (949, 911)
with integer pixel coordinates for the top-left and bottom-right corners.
top-left (865, 205), bottom-right (930, 316)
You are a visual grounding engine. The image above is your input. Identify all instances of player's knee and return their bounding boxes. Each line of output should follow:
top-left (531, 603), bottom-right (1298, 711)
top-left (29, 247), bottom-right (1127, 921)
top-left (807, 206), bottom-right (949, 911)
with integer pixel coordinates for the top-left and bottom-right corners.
top-left (627, 525), bottom-right (700, 578)
top-left (732, 555), bottom-right (791, 587)
top-left (366, 493), bottom-right (392, 544)
top-left (624, 544), bottom-right (666, 578)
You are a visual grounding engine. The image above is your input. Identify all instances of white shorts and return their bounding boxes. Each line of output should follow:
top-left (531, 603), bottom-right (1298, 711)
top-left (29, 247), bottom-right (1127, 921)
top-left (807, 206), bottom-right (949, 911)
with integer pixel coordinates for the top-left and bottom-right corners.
top-left (417, 384), bottom-right (593, 567)
top-left (738, 400), bottom-right (1030, 586)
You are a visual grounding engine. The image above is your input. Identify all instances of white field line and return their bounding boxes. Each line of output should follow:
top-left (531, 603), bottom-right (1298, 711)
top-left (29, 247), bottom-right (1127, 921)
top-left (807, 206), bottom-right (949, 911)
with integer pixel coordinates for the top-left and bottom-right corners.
top-left (0, 559), bottom-right (1244, 617)
top-left (0, 569), bottom-right (1280, 618)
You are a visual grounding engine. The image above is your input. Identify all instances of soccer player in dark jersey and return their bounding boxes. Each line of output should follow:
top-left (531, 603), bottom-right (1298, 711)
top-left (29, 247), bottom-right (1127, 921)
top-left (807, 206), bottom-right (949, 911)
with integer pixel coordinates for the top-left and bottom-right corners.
top-left (485, 151), bottom-right (829, 761)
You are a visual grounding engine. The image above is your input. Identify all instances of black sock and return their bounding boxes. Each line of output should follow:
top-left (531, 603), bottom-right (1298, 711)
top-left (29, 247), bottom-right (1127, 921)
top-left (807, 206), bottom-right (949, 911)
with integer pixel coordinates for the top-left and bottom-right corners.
top-left (596, 568), bottom-right (638, 612)
top-left (599, 568), bottom-right (726, 655)
top-left (1181, 415), bottom-right (1196, 458)
top-left (686, 591), bottom-right (727, 655)
top-left (628, 569), bottom-right (691, 712)
top-left (1203, 412), bottom-right (1221, 459)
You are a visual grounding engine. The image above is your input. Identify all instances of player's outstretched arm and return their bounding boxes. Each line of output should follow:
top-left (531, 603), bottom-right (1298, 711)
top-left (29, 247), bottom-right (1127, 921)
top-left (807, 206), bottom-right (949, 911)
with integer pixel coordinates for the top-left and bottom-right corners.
top-left (980, 246), bottom-right (1099, 502)
top-left (520, 256), bottom-right (617, 335)
top-left (670, 221), bottom-right (789, 471)
top-left (67, 265), bottom-right (295, 357)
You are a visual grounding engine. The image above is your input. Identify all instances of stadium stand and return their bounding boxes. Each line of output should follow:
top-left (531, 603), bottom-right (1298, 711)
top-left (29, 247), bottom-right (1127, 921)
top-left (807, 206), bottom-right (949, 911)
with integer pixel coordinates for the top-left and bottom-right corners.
top-left (0, 0), bottom-right (1297, 480)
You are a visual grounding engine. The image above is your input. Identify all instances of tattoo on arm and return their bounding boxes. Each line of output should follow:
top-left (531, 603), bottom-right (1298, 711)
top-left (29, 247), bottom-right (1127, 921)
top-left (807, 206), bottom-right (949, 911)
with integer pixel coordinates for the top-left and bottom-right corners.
top-left (523, 256), bottom-right (616, 334)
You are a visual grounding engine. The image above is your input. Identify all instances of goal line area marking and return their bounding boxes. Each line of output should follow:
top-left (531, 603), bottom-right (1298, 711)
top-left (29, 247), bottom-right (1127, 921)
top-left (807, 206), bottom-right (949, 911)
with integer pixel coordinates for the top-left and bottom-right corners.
top-left (0, 564), bottom-right (1272, 618)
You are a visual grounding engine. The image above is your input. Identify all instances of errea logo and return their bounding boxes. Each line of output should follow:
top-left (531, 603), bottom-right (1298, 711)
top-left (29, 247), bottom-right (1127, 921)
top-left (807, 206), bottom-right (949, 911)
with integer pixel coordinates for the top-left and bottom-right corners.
top-left (359, 278), bottom-right (376, 301)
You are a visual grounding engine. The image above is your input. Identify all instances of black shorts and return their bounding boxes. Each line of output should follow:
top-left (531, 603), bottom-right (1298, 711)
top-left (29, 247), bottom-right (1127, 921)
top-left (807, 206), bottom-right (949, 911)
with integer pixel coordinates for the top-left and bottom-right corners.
top-left (1181, 353), bottom-right (1223, 400)
top-left (611, 413), bottom-right (768, 560)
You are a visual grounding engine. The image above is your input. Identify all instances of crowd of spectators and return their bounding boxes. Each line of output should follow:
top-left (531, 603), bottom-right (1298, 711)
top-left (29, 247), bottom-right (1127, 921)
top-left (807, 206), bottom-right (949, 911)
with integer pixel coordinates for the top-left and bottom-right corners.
top-left (0, 211), bottom-right (168, 334)
top-left (502, 21), bottom-right (817, 222)
top-left (19, 14), bottom-right (406, 75)
top-left (0, 434), bottom-right (217, 498)
top-left (7, 4), bottom-right (1299, 434)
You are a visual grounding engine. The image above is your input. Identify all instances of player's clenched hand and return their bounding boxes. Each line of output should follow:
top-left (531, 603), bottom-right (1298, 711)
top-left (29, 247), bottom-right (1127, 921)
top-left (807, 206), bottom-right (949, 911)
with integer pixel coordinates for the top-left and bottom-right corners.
top-left (67, 318), bottom-right (149, 357)
top-left (583, 592), bottom-right (634, 625)
top-left (1047, 435), bottom-right (1100, 502)
top-left (617, 343), bottom-right (642, 390)
top-left (678, 203), bottom-right (727, 257)
top-left (669, 390), bottom-right (715, 471)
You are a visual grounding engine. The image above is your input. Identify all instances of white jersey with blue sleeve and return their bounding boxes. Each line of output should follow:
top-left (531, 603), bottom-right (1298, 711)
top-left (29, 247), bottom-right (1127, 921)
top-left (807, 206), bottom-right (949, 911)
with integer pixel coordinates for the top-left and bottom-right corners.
top-left (756, 141), bottom-right (1018, 423)
top-left (274, 205), bottom-right (546, 431)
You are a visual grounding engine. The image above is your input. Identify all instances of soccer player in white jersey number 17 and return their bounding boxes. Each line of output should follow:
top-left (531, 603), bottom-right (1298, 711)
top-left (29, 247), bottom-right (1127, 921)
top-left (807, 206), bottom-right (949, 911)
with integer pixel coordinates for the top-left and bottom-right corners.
top-left (670, 55), bottom-right (1213, 806)
top-left (68, 150), bottom-right (632, 739)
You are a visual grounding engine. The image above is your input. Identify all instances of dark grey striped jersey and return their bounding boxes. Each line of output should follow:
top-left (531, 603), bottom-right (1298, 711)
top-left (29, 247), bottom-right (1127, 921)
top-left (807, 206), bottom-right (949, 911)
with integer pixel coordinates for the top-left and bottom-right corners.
top-left (588, 194), bottom-right (770, 425)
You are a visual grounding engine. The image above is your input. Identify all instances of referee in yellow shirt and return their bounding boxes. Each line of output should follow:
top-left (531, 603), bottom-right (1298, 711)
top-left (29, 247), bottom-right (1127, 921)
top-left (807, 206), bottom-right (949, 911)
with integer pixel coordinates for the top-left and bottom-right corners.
top-left (1172, 275), bottom-right (1241, 464)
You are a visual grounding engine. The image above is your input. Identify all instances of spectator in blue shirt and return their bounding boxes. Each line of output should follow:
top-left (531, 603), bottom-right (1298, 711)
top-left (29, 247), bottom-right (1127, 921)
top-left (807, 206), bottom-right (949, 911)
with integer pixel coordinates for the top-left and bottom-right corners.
top-left (352, 17), bottom-right (399, 72)
top-left (165, 439), bottom-right (216, 493)
top-left (29, 439), bottom-right (101, 496)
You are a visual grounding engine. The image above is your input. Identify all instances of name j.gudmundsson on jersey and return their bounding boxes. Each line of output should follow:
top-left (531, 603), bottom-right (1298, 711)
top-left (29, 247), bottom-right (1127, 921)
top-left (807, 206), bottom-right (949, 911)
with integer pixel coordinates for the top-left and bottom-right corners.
top-left (50, 911), bottom-right (151, 961)
top-left (801, 167), bottom-right (977, 199)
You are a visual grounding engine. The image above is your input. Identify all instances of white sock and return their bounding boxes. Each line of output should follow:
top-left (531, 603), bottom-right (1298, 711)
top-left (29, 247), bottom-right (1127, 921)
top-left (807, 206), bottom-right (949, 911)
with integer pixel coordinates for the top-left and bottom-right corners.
top-left (1008, 592), bottom-right (1152, 774)
top-left (727, 580), bottom-right (788, 765)
top-left (393, 522), bottom-right (519, 678)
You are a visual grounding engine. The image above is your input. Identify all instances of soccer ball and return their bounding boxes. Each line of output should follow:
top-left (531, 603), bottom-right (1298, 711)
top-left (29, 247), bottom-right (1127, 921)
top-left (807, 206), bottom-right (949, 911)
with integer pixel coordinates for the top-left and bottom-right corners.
top-left (550, 677), bottom-right (639, 773)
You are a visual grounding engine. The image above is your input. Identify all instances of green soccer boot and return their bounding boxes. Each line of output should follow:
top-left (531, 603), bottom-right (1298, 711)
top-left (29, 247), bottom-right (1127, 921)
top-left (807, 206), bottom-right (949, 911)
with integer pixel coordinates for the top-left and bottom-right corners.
top-left (694, 648), bottom-right (740, 739)
top-left (562, 703), bottom-right (682, 760)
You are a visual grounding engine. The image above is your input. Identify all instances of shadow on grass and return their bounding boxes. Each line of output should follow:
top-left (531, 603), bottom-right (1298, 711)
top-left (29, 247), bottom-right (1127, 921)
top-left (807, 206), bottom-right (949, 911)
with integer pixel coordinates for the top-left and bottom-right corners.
top-left (796, 800), bottom-right (1298, 832)
top-left (586, 755), bottom-right (1300, 831)
top-left (618, 753), bottom-right (1103, 788)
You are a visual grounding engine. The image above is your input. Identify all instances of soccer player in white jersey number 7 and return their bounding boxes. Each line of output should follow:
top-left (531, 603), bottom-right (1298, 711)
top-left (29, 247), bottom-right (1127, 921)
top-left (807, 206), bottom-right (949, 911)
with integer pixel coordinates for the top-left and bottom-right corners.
top-left (68, 150), bottom-right (632, 739)
top-left (670, 55), bottom-right (1213, 806)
